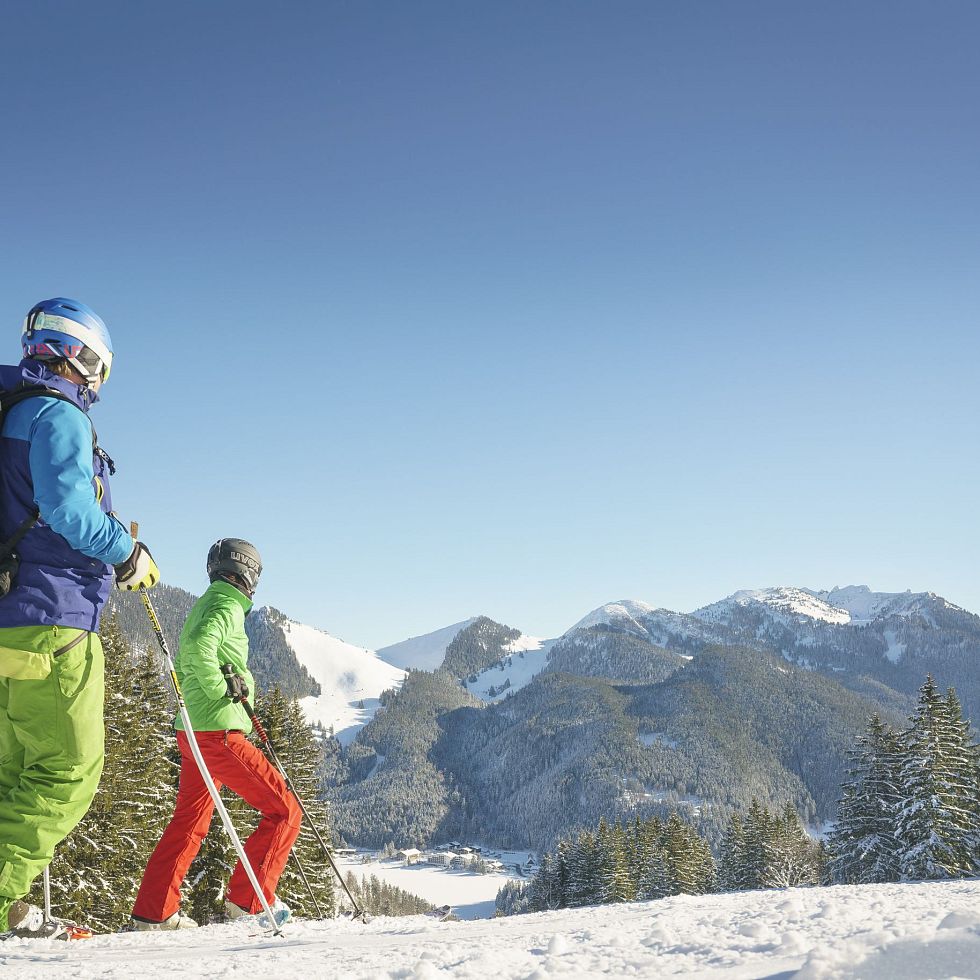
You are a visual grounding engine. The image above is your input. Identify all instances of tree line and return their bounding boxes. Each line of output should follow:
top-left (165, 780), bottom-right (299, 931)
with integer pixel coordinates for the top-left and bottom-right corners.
top-left (500, 674), bottom-right (980, 915)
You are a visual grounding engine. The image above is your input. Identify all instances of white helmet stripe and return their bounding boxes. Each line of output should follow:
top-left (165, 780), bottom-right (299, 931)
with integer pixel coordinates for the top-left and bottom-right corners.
top-left (22, 312), bottom-right (113, 369)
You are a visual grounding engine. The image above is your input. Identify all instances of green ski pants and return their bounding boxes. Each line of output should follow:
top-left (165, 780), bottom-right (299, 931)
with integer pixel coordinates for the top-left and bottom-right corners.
top-left (0, 626), bottom-right (105, 931)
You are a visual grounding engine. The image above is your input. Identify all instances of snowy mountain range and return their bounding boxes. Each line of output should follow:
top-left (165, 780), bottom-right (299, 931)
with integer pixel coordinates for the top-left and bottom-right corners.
top-left (362, 585), bottom-right (978, 708)
top-left (272, 583), bottom-right (980, 753)
top-left (111, 582), bottom-right (980, 853)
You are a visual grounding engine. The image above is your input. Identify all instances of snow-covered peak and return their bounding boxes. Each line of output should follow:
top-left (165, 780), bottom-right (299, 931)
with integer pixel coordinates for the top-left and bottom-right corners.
top-left (376, 617), bottom-right (479, 671)
top-left (691, 584), bottom-right (967, 629)
top-left (567, 600), bottom-right (662, 635)
top-left (693, 587), bottom-right (852, 626)
top-left (811, 585), bottom-right (964, 623)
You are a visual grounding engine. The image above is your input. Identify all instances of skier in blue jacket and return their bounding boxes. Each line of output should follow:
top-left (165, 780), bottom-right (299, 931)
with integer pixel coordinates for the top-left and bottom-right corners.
top-left (0, 298), bottom-right (159, 939)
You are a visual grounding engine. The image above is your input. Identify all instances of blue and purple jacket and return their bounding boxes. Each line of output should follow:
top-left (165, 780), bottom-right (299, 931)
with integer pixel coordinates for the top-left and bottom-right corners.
top-left (0, 359), bottom-right (133, 632)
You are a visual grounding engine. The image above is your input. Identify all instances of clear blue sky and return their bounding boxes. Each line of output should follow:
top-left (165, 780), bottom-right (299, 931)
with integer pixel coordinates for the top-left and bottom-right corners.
top-left (2, 1), bottom-right (979, 648)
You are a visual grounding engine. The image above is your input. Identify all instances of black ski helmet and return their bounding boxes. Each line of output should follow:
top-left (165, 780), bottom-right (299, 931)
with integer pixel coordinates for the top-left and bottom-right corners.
top-left (207, 538), bottom-right (262, 595)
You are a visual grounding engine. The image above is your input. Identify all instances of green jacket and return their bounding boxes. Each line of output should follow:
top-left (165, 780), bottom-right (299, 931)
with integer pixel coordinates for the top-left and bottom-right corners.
top-left (174, 580), bottom-right (256, 733)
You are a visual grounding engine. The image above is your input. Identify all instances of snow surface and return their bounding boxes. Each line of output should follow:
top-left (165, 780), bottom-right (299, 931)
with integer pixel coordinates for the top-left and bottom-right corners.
top-left (6, 880), bottom-right (980, 978)
top-left (278, 620), bottom-right (406, 746)
top-left (639, 732), bottom-right (679, 749)
top-left (376, 619), bottom-right (478, 672)
top-left (463, 637), bottom-right (556, 703)
top-left (882, 629), bottom-right (907, 664)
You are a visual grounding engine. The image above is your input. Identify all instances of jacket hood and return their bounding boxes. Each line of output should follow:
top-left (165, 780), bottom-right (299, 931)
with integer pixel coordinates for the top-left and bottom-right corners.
top-left (0, 359), bottom-right (99, 411)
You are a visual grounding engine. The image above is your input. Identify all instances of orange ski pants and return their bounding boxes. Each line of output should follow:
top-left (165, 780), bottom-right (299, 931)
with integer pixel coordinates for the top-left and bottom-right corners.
top-left (132, 729), bottom-right (302, 922)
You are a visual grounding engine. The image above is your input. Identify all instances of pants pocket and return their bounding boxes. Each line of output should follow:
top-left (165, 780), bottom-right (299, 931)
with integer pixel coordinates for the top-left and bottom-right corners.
top-left (53, 634), bottom-right (90, 701)
top-left (52, 636), bottom-right (105, 765)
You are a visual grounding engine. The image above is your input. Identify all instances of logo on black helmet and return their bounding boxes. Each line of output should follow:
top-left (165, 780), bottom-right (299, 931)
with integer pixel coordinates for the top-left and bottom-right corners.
top-left (229, 551), bottom-right (260, 570)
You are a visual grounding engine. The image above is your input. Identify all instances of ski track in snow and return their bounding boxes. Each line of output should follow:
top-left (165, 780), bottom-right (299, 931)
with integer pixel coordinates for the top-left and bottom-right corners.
top-left (4, 880), bottom-right (980, 979)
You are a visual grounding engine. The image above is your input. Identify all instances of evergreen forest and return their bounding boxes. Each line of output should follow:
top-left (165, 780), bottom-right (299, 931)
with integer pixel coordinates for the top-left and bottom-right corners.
top-left (499, 676), bottom-right (980, 916)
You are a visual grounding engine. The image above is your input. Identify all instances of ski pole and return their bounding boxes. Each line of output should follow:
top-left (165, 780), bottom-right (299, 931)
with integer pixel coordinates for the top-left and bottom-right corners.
top-left (42, 866), bottom-right (51, 923)
top-left (136, 580), bottom-right (283, 935)
top-left (236, 689), bottom-right (366, 920)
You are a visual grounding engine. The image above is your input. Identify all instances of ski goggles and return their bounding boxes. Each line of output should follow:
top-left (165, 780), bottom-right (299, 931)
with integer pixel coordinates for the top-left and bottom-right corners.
top-left (23, 337), bottom-right (111, 384)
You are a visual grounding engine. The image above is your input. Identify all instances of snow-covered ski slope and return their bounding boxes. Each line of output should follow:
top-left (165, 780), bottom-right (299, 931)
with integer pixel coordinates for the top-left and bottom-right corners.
top-left (4, 880), bottom-right (980, 979)
top-left (278, 619), bottom-right (406, 745)
top-left (463, 636), bottom-right (555, 702)
top-left (376, 618), bottom-right (477, 671)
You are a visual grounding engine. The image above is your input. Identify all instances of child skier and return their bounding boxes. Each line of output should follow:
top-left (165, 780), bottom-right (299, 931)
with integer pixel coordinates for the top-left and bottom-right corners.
top-left (130, 538), bottom-right (301, 930)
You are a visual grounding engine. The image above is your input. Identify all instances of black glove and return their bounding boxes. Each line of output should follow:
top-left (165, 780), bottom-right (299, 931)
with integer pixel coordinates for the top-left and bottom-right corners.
top-left (220, 663), bottom-right (249, 703)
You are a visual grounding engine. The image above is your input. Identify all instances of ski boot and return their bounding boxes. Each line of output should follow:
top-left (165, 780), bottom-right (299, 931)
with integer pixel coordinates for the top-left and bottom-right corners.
top-left (1, 901), bottom-right (93, 941)
top-left (129, 909), bottom-right (199, 931)
top-left (225, 896), bottom-right (291, 929)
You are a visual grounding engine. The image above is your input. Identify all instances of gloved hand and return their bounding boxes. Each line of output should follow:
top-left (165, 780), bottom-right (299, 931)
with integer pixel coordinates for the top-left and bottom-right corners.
top-left (114, 541), bottom-right (159, 590)
top-left (221, 664), bottom-right (249, 703)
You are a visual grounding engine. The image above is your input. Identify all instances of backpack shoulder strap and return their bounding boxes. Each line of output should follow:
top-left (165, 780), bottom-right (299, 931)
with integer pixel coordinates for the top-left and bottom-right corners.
top-left (0, 384), bottom-right (82, 414)
top-left (0, 385), bottom-right (89, 557)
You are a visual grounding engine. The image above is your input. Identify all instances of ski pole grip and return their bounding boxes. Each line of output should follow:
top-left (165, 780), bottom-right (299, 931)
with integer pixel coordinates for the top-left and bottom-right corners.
top-left (244, 700), bottom-right (268, 741)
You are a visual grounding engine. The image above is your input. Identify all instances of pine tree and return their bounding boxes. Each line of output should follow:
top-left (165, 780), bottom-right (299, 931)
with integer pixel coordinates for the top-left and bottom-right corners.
top-left (634, 816), bottom-right (668, 900)
top-left (527, 853), bottom-right (557, 911)
top-left (595, 820), bottom-right (633, 904)
top-left (938, 689), bottom-right (980, 869)
top-left (718, 812), bottom-right (751, 891)
top-left (662, 812), bottom-right (715, 896)
top-left (741, 799), bottom-right (772, 890)
top-left (566, 830), bottom-right (602, 907)
top-left (896, 678), bottom-right (980, 881)
top-left (553, 837), bottom-right (571, 908)
top-left (828, 713), bottom-right (902, 884)
top-left (767, 803), bottom-right (820, 887)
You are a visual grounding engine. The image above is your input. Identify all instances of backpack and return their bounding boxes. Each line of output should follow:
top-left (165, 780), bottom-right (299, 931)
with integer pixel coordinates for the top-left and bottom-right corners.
top-left (0, 384), bottom-right (81, 597)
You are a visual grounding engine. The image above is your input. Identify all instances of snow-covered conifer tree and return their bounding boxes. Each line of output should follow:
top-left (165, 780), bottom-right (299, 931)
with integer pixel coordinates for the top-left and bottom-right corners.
top-left (828, 713), bottom-right (902, 884)
top-left (896, 678), bottom-right (980, 881)
top-left (718, 812), bottom-right (751, 891)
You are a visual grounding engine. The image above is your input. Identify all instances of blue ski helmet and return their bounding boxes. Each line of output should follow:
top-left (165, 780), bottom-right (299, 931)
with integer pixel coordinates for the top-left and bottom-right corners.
top-left (22, 297), bottom-right (114, 385)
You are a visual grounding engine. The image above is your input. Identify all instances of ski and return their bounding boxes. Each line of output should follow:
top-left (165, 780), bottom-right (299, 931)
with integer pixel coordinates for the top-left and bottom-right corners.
top-left (1, 922), bottom-right (94, 942)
